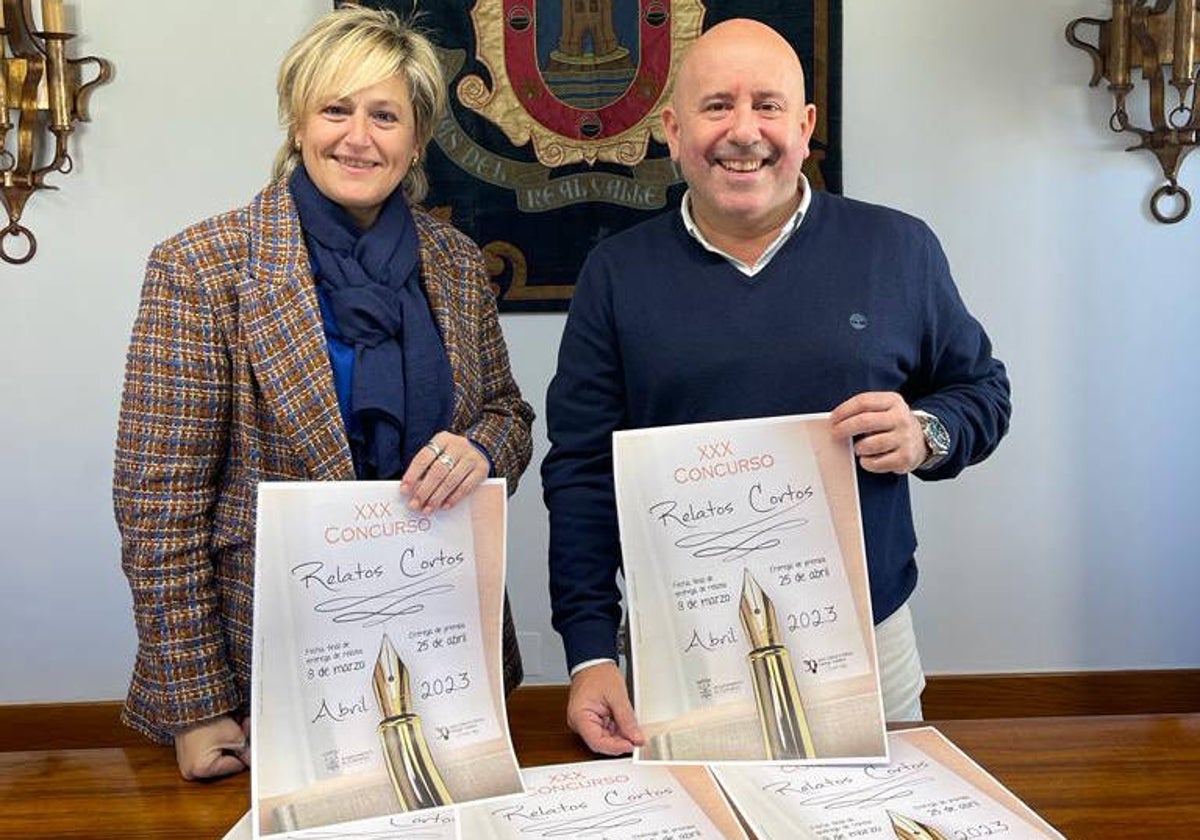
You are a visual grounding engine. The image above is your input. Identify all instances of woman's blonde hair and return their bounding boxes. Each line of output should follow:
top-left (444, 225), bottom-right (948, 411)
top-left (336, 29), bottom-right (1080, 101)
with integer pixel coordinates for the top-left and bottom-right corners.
top-left (273, 4), bottom-right (447, 202)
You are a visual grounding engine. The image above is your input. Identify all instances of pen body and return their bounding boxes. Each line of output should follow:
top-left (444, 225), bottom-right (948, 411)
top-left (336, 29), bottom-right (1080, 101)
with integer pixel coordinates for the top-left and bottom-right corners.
top-left (378, 714), bottom-right (453, 810)
top-left (747, 644), bottom-right (817, 760)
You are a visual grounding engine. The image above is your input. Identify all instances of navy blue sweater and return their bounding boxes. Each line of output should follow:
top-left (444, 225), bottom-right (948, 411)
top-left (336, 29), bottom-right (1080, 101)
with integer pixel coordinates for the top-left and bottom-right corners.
top-left (542, 191), bottom-right (1011, 670)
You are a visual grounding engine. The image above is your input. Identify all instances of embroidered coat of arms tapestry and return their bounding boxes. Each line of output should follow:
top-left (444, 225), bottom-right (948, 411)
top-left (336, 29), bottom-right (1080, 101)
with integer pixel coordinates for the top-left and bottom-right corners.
top-left (363, 1), bottom-right (842, 311)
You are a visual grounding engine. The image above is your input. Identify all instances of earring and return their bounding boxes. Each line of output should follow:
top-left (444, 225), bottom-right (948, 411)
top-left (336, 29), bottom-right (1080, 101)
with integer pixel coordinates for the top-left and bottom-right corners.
top-left (411, 154), bottom-right (419, 165)
top-left (294, 138), bottom-right (301, 151)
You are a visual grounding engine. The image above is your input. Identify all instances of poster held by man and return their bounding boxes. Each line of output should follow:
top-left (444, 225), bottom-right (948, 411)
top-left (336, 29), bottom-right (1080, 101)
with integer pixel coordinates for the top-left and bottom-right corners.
top-left (613, 415), bottom-right (887, 764)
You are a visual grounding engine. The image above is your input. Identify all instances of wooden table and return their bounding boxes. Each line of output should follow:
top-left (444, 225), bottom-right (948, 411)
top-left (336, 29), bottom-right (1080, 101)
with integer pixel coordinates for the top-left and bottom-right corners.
top-left (1, 714), bottom-right (1196, 839)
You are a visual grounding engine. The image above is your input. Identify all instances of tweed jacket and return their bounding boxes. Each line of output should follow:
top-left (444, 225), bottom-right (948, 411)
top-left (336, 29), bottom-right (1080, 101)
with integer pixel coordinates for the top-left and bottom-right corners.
top-left (114, 179), bottom-right (534, 744)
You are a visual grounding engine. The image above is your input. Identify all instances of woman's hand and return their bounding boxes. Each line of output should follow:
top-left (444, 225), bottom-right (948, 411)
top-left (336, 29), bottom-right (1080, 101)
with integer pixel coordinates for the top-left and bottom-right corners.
top-left (400, 432), bottom-right (489, 513)
top-left (173, 714), bottom-right (250, 780)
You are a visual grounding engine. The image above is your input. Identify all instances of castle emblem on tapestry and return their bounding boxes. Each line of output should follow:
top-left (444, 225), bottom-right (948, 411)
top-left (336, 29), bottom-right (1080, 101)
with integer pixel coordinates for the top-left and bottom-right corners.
top-left (459, 0), bottom-right (700, 167)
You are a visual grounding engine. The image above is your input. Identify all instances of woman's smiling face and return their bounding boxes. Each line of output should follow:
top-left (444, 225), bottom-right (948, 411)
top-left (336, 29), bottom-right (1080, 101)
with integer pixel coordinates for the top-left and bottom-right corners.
top-left (296, 74), bottom-right (418, 229)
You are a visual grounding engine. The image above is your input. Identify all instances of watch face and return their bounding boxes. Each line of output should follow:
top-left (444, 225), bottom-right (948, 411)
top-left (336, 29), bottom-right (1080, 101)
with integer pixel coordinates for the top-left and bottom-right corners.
top-left (922, 415), bottom-right (950, 455)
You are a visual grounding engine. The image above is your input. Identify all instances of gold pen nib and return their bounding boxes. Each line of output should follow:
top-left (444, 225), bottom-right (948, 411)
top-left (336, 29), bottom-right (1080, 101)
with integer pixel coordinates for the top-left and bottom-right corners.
top-left (373, 633), bottom-right (412, 718)
top-left (888, 810), bottom-right (951, 840)
top-left (739, 567), bottom-right (781, 649)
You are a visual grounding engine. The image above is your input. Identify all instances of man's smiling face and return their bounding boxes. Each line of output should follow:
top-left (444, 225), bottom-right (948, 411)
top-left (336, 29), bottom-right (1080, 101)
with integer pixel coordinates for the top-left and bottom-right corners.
top-left (662, 20), bottom-right (817, 243)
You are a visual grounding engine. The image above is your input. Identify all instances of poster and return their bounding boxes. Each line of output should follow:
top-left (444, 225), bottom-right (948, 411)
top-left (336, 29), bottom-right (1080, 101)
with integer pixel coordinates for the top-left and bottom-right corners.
top-left (614, 415), bottom-right (886, 764)
top-left (251, 480), bottom-right (522, 837)
top-left (713, 727), bottom-right (1066, 839)
top-left (459, 759), bottom-right (747, 839)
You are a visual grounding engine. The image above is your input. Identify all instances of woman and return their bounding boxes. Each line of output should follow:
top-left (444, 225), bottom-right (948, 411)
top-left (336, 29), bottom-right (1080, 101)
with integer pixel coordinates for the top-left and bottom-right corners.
top-left (114, 6), bottom-right (534, 781)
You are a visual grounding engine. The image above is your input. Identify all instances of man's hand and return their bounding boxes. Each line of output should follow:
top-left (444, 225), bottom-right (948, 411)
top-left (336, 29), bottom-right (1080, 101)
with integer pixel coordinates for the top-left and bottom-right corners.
top-left (173, 714), bottom-right (250, 781)
top-left (567, 662), bottom-right (646, 756)
top-left (830, 392), bottom-right (927, 474)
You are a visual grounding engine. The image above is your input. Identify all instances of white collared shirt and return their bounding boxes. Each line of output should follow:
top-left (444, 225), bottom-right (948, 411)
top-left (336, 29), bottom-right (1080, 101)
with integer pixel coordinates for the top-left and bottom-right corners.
top-left (679, 174), bottom-right (812, 276)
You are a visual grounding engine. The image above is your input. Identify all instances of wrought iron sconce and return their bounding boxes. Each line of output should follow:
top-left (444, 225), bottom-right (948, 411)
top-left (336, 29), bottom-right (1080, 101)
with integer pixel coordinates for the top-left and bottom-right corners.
top-left (1, 0), bottom-right (112, 264)
top-left (1067, 1), bottom-right (1200, 223)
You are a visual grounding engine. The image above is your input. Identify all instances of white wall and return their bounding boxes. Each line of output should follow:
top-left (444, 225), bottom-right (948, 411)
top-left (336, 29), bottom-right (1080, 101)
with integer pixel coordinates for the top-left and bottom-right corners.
top-left (1, 0), bottom-right (1196, 705)
top-left (844, 0), bottom-right (1199, 671)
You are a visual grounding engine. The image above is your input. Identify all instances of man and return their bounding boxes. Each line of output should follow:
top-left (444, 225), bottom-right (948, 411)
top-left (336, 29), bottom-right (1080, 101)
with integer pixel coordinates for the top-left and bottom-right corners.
top-left (542, 19), bottom-right (1010, 756)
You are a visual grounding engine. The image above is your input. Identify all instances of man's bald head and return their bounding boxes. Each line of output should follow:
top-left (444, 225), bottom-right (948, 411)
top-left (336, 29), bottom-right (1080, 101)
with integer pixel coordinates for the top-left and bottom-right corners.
top-left (672, 19), bottom-right (808, 110)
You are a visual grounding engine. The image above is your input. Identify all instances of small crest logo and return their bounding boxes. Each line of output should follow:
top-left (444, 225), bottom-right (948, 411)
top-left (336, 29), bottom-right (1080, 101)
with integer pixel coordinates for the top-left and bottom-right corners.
top-left (458, 0), bottom-right (705, 167)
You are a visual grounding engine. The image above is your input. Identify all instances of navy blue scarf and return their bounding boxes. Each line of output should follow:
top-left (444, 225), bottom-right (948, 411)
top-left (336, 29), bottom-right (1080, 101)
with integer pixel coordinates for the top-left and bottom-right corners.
top-left (289, 166), bottom-right (454, 480)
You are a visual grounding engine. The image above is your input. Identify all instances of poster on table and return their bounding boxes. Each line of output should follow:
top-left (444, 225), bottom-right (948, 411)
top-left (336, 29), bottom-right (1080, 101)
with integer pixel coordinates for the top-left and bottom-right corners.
top-left (221, 807), bottom-right (456, 840)
top-left (250, 480), bottom-right (522, 838)
top-left (458, 759), bottom-right (748, 840)
top-left (614, 414), bottom-right (887, 764)
top-left (712, 727), bottom-right (1066, 839)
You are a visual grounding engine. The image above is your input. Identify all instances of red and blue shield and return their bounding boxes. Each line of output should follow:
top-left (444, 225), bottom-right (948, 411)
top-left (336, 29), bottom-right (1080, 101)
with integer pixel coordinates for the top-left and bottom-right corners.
top-left (500, 1), bottom-right (673, 141)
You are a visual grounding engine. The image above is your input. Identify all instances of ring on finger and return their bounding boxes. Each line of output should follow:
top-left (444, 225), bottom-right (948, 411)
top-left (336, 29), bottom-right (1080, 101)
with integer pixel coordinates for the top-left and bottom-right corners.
top-left (437, 452), bottom-right (457, 469)
top-left (424, 441), bottom-right (444, 457)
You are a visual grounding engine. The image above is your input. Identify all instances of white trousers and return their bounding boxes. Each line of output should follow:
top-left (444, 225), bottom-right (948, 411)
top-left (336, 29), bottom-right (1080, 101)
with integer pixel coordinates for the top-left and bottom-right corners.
top-left (876, 600), bottom-right (926, 722)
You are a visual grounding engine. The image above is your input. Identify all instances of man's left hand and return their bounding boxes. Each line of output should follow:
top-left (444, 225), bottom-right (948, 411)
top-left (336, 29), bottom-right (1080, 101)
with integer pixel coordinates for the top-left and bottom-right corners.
top-left (830, 392), bottom-right (927, 474)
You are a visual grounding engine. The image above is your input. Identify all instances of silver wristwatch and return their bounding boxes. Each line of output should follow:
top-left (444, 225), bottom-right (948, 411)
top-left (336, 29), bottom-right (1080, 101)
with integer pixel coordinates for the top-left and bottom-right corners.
top-left (912, 409), bottom-right (950, 470)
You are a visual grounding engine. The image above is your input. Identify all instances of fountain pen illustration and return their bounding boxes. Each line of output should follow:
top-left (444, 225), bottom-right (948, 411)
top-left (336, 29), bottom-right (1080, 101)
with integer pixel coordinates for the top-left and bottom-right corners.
top-left (888, 810), bottom-right (951, 840)
top-left (738, 568), bottom-right (817, 759)
top-left (372, 634), bottom-right (453, 810)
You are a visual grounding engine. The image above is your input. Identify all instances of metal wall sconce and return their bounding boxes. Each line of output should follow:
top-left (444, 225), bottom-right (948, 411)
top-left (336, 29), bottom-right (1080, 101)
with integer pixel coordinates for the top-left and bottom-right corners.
top-left (1067, 1), bottom-right (1199, 223)
top-left (1, 0), bottom-right (112, 264)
